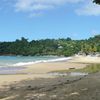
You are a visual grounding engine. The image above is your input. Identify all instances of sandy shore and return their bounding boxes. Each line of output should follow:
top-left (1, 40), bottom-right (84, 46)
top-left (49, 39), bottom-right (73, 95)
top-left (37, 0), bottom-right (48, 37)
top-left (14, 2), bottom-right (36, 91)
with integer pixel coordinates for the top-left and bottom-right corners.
top-left (0, 56), bottom-right (100, 88)
top-left (20, 62), bottom-right (87, 74)
top-left (0, 62), bottom-right (86, 88)
top-left (70, 55), bottom-right (100, 63)
top-left (0, 72), bottom-right (100, 100)
top-left (0, 74), bottom-right (54, 89)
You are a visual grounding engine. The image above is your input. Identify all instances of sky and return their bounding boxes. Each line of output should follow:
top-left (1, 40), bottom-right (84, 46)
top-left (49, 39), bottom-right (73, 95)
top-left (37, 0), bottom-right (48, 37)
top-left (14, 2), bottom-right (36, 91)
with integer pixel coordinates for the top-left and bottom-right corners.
top-left (0, 0), bottom-right (100, 41)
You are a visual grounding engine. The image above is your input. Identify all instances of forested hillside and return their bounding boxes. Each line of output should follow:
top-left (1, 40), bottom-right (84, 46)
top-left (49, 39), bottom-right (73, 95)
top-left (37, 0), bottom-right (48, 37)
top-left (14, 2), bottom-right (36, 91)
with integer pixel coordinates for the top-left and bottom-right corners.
top-left (0, 35), bottom-right (100, 56)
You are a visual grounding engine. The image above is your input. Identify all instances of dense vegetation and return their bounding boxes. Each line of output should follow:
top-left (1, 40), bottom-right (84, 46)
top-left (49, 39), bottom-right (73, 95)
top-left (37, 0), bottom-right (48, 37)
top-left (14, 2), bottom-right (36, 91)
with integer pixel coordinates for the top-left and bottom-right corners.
top-left (0, 35), bottom-right (100, 56)
top-left (93, 0), bottom-right (100, 4)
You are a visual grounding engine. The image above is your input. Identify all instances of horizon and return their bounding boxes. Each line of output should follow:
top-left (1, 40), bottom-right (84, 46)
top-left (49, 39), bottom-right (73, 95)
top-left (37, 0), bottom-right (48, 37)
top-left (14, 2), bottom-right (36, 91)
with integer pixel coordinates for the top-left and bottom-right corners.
top-left (0, 0), bottom-right (100, 41)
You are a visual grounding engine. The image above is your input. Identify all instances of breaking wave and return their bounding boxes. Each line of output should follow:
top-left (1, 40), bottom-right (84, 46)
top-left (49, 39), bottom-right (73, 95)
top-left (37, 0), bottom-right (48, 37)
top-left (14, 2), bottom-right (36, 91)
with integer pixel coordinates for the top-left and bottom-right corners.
top-left (13, 57), bottom-right (72, 67)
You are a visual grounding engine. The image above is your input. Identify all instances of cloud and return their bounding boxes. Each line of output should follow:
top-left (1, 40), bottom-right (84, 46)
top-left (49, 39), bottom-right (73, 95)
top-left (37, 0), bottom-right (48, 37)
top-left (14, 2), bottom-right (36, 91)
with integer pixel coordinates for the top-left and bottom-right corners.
top-left (29, 12), bottom-right (43, 18)
top-left (76, 0), bottom-right (100, 16)
top-left (14, 0), bottom-right (83, 16)
top-left (2, 0), bottom-right (100, 17)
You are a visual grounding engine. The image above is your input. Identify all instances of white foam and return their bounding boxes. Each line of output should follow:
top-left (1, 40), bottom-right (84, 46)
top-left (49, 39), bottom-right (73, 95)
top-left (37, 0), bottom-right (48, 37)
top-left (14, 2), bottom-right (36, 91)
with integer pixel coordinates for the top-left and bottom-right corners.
top-left (70, 72), bottom-right (88, 76)
top-left (13, 57), bottom-right (72, 67)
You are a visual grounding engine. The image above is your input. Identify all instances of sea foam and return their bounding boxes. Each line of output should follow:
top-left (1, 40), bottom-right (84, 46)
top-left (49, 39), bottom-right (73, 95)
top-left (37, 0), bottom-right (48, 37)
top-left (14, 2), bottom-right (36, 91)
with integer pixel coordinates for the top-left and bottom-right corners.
top-left (13, 57), bottom-right (72, 67)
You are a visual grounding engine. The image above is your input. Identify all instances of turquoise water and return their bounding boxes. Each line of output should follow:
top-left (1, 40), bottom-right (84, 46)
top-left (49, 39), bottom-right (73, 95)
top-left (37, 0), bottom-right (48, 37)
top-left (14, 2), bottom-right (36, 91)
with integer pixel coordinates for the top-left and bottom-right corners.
top-left (0, 56), bottom-right (59, 67)
top-left (0, 56), bottom-right (58, 74)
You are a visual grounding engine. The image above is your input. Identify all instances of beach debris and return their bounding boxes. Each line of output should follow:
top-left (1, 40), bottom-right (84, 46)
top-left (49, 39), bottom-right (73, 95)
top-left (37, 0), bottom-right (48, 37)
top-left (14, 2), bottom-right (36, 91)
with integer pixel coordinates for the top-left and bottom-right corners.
top-left (69, 67), bottom-right (75, 70)
top-left (81, 88), bottom-right (88, 91)
top-left (9, 86), bottom-right (16, 90)
top-left (50, 95), bottom-right (57, 99)
top-left (69, 92), bottom-right (80, 96)
top-left (27, 85), bottom-right (35, 90)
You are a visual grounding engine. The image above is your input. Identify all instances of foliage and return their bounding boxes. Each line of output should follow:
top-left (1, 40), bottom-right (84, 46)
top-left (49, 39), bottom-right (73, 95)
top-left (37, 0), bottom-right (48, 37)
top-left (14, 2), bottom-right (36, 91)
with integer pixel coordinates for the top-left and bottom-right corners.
top-left (0, 35), bottom-right (100, 56)
top-left (93, 0), bottom-right (100, 4)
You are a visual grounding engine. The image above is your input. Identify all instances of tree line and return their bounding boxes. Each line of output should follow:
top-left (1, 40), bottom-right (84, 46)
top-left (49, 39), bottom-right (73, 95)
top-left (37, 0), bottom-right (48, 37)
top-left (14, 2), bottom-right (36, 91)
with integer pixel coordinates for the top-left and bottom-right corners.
top-left (0, 35), bottom-right (100, 56)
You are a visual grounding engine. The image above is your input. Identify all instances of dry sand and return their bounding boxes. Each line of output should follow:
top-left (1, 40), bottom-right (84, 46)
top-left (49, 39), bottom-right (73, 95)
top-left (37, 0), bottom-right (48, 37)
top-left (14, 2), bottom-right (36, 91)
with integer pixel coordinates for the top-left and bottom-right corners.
top-left (20, 62), bottom-right (86, 74)
top-left (0, 56), bottom-right (100, 88)
top-left (0, 62), bottom-right (85, 88)
top-left (70, 55), bottom-right (100, 63)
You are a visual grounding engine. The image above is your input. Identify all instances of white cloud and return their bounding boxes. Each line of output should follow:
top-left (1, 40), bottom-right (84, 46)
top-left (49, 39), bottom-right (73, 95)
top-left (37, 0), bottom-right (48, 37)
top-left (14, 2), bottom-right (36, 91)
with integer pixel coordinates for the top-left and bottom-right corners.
top-left (76, 0), bottom-right (100, 16)
top-left (14, 0), bottom-right (83, 16)
top-left (2, 0), bottom-right (100, 17)
top-left (29, 12), bottom-right (43, 17)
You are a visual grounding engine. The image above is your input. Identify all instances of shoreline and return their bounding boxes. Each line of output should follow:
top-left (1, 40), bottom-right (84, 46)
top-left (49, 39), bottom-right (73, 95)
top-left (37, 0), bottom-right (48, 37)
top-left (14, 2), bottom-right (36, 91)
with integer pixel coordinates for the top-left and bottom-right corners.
top-left (0, 55), bottom-right (100, 88)
top-left (0, 62), bottom-right (87, 88)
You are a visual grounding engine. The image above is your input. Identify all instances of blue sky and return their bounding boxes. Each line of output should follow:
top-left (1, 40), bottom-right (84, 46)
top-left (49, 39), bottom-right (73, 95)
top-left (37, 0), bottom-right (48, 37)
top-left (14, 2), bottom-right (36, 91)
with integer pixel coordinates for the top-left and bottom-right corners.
top-left (0, 0), bottom-right (100, 41)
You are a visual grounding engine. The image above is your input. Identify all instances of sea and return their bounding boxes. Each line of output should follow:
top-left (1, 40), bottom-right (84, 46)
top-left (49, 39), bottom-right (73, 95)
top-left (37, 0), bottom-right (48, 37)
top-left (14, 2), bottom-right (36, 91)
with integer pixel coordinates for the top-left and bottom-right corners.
top-left (0, 56), bottom-right (72, 74)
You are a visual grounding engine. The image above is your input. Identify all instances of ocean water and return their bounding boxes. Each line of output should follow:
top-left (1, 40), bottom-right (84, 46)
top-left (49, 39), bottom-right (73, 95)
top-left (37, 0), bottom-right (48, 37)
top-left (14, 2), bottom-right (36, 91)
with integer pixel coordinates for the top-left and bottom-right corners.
top-left (0, 56), bottom-right (72, 74)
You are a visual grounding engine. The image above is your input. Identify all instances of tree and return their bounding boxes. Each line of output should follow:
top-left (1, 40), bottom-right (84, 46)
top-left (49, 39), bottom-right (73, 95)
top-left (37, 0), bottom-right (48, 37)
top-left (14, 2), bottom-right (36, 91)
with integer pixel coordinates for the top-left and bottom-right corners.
top-left (93, 0), bottom-right (100, 4)
top-left (66, 37), bottom-right (72, 41)
top-left (0, 35), bottom-right (99, 56)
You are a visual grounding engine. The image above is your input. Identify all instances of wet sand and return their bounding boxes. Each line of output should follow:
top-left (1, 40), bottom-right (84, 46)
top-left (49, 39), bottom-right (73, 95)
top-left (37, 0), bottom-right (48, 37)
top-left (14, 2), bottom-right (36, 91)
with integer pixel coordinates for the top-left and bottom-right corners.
top-left (0, 55), bottom-right (99, 88)
top-left (0, 56), bottom-right (90, 88)
top-left (0, 56), bottom-right (100, 100)
top-left (0, 61), bottom-right (86, 88)
top-left (0, 72), bottom-right (100, 100)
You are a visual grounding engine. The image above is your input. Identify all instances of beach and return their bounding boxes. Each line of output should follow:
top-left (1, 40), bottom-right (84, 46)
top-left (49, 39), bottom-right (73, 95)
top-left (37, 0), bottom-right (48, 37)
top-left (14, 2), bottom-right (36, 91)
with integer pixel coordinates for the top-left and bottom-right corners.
top-left (0, 70), bottom-right (100, 100)
top-left (0, 56), bottom-right (99, 88)
top-left (0, 56), bottom-right (100, 100)
top-left (70, 55), bottom-right (100, 63)
top-left (0, 56), bottom-right (85, 87)
top-left (0, 0), bottom-right (100, 99)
